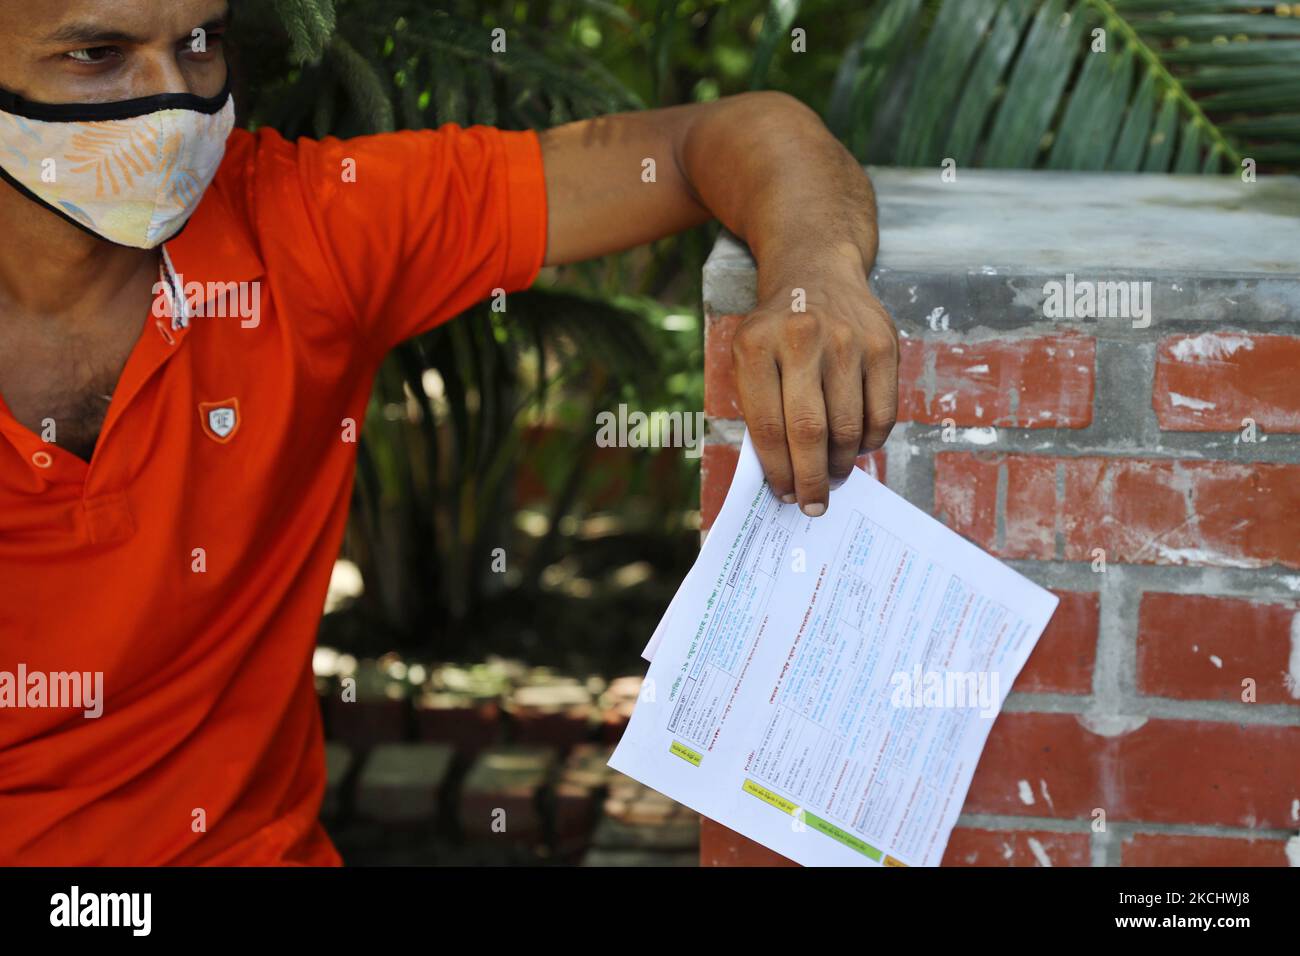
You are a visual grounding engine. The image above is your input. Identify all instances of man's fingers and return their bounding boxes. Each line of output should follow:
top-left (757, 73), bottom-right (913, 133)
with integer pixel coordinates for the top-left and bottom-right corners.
top-left (734, 336), bottom-right (796, 501)
top-left (733, 300), bottom-right (896, 515)
top-left (823, 349), bottom-right (864, 486)
top-left (782, 359), bottom-right (830, 516)
top-left (863, 324), bottom-right (899, 451)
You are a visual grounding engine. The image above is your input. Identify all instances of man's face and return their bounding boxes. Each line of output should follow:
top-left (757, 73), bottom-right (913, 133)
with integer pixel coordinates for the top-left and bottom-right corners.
top-left (0, 0), bottom-right (230, 104)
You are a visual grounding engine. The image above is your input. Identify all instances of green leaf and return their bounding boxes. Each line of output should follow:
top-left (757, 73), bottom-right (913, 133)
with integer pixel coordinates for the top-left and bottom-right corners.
top-left (1173, 118), bottom-right (1205, 171)
top-left (1113, 0), bottom-right (1293, 10)
top-left (1219, 113), bottom-right (1300, 137)
top-left (1199, 81), bottom-right (1300, 112)
top-left (896, 0), bottom-right (1003, 166)
top-left (944, 0), bottom-right (1040, 163)
top-left (1049, 42), bottom-right (1136, 168)
top-left (1141, 90), bottom-right (1180, 170)
top-left (752, 0), bottom-right (803, 90)
top-left (983, 0), bottom-right (1089, 168)
top-left (1161, 40), bottom-right (1300, 66)
top-left (1245, 142), bottom-right (1300, 162)
top-left (826, 0), bottom-right (925, 157)
top-left (1124, 15), bottom-right (1300, 39)
top-left (836, 0), bottom-right (1294, 172)
top-left (1181, 64), bottom-right (1300, 90)
top-left (1108, 65), bottom-right (1160, 169)
top-left (1200, 140), bottom-right (1225, 173)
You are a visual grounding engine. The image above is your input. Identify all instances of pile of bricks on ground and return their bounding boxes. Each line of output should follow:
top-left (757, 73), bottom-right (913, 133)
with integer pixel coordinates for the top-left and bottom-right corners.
top-left (314, 655), bottom-right (697, 866)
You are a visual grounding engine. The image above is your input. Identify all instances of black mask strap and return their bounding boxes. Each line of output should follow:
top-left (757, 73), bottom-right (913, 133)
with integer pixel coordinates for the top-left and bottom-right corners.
top-left (0, 73), bottom-right (231, 123)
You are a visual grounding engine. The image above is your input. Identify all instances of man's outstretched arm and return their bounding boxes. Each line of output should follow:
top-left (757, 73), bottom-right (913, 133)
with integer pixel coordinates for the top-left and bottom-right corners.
top-left (539, 91), bottom-right (898, 517)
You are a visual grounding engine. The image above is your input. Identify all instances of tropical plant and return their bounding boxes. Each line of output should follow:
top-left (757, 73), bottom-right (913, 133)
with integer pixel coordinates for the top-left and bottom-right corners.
top-left (235, 0), bottom-right (1296, 662)
top-left (233, 0), bottom-right (715, 657)
top-left (827, 0), bottom-right (1300, 172)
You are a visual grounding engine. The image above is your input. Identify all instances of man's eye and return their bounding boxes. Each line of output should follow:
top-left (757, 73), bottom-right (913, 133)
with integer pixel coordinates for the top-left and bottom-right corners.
top-left (66, 47), bottom-right (118, 64)
top-left (186, 32), bottom-right (225, 55)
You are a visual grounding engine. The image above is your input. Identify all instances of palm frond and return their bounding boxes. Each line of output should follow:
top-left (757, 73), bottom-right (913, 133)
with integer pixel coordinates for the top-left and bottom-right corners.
top-left (751, 0), bottom-right (804, 90)
top-left (837, 0), bottom-right (1300, 172)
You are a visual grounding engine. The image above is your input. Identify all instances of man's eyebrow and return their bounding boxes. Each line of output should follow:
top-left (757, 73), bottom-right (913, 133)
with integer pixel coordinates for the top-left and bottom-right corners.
top-left (194, 17), bottom-right (231, 36)
top-left (42, 16), bottom-right (229, 46)
top-left (43, 23), bottom-right (147, 45)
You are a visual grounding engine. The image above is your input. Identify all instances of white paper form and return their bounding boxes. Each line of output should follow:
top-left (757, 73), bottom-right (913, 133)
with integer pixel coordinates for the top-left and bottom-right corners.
top-left (611, 431), bottom-right (1059, 867)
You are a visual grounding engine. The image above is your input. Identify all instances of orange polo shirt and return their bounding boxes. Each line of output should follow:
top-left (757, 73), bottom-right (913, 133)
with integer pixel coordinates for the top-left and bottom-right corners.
top-left (0, 123), bottom-right (548, 865)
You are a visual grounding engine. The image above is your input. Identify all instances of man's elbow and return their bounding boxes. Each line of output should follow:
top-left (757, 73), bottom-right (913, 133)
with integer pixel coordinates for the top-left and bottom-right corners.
top-left (726, 89), bottom-right (821, 125)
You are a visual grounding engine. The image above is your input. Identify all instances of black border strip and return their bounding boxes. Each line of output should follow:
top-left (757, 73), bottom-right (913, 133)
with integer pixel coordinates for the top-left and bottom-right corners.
top-left (0, 76), bottom-right (231, 122)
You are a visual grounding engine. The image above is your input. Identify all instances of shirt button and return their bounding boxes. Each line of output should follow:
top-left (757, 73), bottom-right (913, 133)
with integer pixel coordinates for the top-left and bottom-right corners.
top-left (32, 450), bottom-right (53, 469)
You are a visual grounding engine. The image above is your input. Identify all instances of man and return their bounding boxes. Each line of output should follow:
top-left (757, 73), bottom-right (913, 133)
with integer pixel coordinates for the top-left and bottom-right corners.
top-left (0, 0), bottom-right (898, 864)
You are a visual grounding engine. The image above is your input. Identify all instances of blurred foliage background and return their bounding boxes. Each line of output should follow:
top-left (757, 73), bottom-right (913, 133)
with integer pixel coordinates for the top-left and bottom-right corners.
top-left (228, 0), bottom-right (1299, 674)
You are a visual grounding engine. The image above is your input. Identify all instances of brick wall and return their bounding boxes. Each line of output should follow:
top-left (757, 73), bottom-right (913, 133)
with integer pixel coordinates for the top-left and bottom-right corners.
top-left (696, 168), bottom-right (1300, 868)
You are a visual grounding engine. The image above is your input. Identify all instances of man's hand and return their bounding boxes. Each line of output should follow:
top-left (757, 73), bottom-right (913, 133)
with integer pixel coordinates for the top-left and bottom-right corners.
top-left (733, 266), bottom-right (897, 517)
top-left (540, 91), bottom-right (897, 511)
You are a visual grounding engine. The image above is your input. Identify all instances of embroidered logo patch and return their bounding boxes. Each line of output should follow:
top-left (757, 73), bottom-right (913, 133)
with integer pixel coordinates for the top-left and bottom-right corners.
top-left (199, 399), bottom-right (240, 443)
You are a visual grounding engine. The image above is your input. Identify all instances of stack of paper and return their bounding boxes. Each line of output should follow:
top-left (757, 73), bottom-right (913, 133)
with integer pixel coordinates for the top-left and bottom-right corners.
top-left (610, 432), bottom-right (1059, 867)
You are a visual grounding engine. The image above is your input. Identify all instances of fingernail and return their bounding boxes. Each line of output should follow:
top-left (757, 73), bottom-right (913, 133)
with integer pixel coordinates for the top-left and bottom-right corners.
top-left (780, 493), bottom-right (797, 504)
top-left (802, 502), bottom-right (826, 518)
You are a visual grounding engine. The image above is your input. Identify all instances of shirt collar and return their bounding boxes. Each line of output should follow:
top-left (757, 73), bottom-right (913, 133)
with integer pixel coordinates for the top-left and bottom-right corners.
top-left (161, 177), bottom-right (266, 330)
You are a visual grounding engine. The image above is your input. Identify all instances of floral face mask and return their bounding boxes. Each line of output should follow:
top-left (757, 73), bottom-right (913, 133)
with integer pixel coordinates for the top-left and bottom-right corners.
top-left (0, 79), bottom-right (234, 249)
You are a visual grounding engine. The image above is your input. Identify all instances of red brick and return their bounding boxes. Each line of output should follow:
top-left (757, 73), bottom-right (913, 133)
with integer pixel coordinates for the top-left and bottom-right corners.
top-left (1014, 591), bottom-right (1098, 695)
top-left (1120, 833), bottom-right (1294, 867)
top-left (965, 713), bottom-right (1105, 819)
top-left (900, 334), bottom-right (1094, 428)
top-left (700, 819), bottom-right (797, 867)
top-left (354, 743), bottom-right (454, 825)
top-left (700, 444), bottom-right (736, 531)
top-left (965, 712), bottom-right (1300, 828)
top-left (459, 746), bottom-right (557, 842)
top-left (707, 316), bottom-right (1095, 429)
top-left (1138, 593), bottom-right (1300, 706)
top-left (700, 442), bottom-right (885, 530)
top-left (554, 745), bottom-right (615, 860)
top-left (933, 453), bottom-right (1056, 558)
top-left (1154, 333), bottom-right (1300, 432)
top-left (508, 709), bottom-right (595, 749)
top-left (933, 452), bottom-right (998, 551)
top-left (941, 827), bottom-right (1091, 866)
top-left (935, 453), bottom-right (1300, 568)
top-left (598, 676), bottom-right (642, 744)
top-left (413, 697), bottom-right (501, 753)
top-left (507, 682), bottom-right (597, 749)
top-left (704, 313), bottom-right (744, 420)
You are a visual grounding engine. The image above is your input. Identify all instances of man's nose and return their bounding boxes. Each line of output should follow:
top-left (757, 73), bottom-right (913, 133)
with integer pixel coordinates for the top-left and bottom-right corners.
top-left (131, 53), bottom-right (201, 99)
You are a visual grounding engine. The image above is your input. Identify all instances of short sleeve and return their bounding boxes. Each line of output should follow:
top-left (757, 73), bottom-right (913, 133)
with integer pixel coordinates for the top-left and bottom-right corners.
top-left (286, 124), bottom-right (549, 356)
